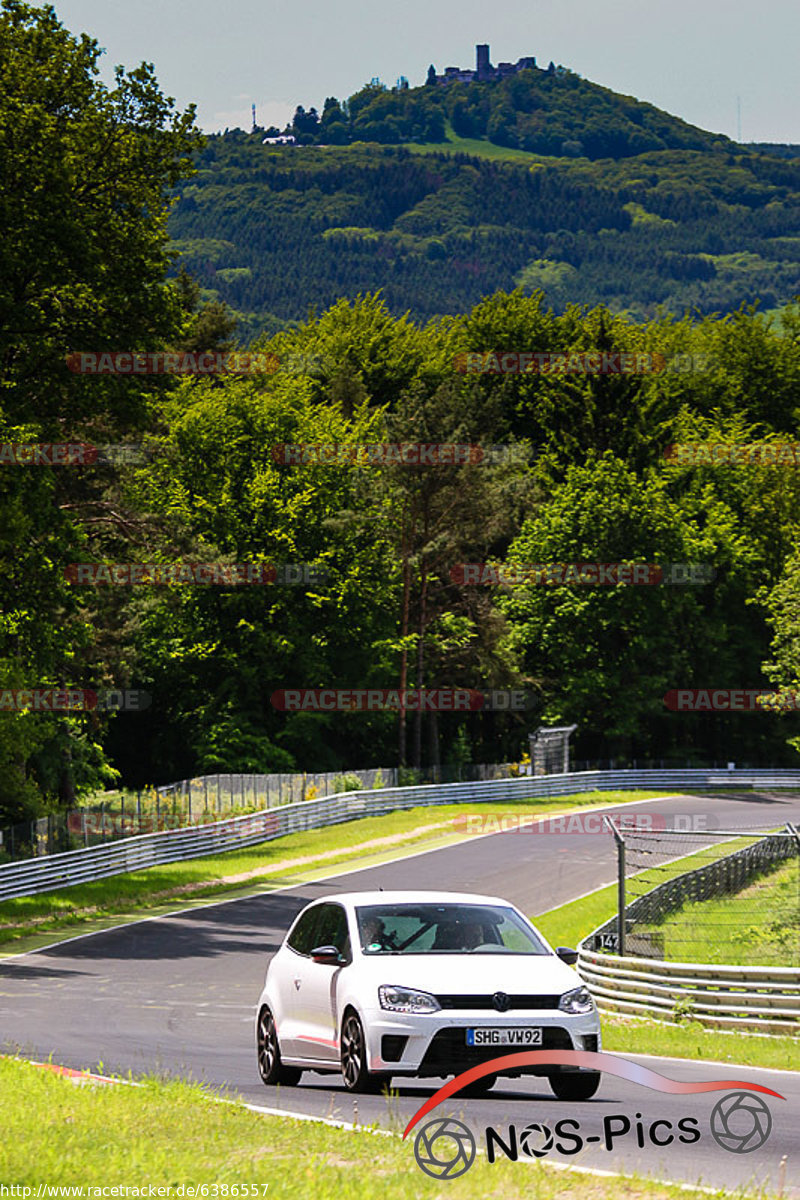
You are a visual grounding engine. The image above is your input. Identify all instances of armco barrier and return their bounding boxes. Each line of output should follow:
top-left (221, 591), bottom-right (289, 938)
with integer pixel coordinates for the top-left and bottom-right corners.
top-left (578, 949), bottom-right (800, 1035)
top-left (2, 767), bottom-right (800, 903)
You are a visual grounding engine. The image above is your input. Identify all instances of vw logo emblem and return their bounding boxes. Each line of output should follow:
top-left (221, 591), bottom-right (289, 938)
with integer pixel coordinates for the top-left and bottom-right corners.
top-left (710, 1092), bottom-right (773, 1154)
top-left (413, 1117), bottom-right (476, 1179)
top-left (492, 991), bottom-right (511, 1012)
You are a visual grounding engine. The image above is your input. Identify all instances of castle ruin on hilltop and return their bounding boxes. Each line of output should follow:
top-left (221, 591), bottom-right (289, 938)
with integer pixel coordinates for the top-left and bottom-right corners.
top-left (427, 44), bottom-right (537, 86)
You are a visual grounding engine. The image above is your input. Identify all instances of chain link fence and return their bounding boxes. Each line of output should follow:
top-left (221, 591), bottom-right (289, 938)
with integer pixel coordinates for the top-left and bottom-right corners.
top-left (593, 822), bottom-right (800, 964)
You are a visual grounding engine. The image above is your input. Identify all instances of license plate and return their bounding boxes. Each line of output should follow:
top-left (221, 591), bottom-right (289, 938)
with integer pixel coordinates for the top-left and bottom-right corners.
top-left (466, 1027), bottom-right (542, 1046)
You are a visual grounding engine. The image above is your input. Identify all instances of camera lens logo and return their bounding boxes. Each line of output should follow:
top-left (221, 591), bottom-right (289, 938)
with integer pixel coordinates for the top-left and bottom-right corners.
top-left (414, 1117), bottom-right (476, 1179)
top-left (710, 1092), bottom-right (772, 1154)
top-left (519, 1122), bottom-right (554, 1157)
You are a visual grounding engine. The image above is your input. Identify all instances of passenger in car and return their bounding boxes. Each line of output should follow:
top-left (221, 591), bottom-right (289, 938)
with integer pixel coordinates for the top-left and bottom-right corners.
top-left (361, 915), bottom-right (388, 950)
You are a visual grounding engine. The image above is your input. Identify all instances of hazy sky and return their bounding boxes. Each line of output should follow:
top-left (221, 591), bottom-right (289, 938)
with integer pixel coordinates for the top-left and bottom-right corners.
top-left (49, 0), bottom-right (799, 143)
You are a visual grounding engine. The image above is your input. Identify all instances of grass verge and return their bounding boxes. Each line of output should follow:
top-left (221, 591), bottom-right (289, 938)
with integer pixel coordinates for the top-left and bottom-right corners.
top-left (0, 790), bottom-right (674, 953)
top-left (0, 1056), bottom-right (768, 1198)
top-left (640, 858), bottom-right (799, 966)
top-left (600, 1015), bottom-right (800, 1072)
top-left (401, 121), bottom-right (568, 167)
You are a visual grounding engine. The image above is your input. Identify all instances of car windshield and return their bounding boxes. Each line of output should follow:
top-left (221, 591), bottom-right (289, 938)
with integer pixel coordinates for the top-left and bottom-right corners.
top-left (355, 903), bottom-right (549, 955)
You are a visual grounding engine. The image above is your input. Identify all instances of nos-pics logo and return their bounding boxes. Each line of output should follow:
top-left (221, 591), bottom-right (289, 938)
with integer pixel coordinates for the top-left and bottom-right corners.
top-left (405, 1051), bottom-right (783, 1180)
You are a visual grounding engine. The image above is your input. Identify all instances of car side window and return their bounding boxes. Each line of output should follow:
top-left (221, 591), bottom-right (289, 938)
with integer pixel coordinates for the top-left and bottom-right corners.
top-left (286, 906), bottom-right (323, 956)
top-left (314, 903), bottom-right (351, 960)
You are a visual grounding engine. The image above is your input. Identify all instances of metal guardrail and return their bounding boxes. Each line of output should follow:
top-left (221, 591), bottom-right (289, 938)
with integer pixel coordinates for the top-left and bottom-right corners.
top-left (578, 828), bottom-right (800, 1034)
top-left (2, 766), bottom-right (800, 903)
top-left (0, 775), bottom-right (538, 902)
top-left (578, 950), bottom-right (800, 1035)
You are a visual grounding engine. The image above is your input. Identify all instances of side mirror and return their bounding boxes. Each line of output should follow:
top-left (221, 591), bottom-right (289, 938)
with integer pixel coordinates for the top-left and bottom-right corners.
top-left (556, 946), bottom-right (579, 965)
top-left (311, 944), bottom-right (344, 965)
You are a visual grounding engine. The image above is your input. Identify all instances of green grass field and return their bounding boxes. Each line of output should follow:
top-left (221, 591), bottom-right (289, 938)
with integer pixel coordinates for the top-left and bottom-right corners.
top-left (638, 857), bottom-right (800, 966)
top-left (532, 834), bottom-right (772, 950)
top-left (400, 121), bottom-right (566, 167)
top-left (534, 835), bottom-right (798, 969)
top-left (0, 1056), bottom-right (766, 1198)
top-left (402, 133), bottom-right (549, 165)
top-left (600, 1014), bottom-right (800, 1071)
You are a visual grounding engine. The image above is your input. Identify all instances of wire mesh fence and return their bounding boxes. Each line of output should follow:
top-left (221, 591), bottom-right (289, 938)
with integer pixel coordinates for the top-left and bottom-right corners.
top-left (594, 822), bottom-right (800, 965)
top-left (0, 761), bottom-right (518, 863)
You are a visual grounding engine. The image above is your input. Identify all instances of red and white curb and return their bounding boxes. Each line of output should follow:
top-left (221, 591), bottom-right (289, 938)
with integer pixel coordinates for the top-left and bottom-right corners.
top-left (14, 1057), bottom-right (131, 1087)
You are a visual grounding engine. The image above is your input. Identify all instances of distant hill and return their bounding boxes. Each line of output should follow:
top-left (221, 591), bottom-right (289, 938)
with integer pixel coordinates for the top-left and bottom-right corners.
top-left (279, 62), bottom-right (733, 161)
top-left (169, 71), bottom-right (800, 332)
top-left (747, 143), bottom-right (800, 160)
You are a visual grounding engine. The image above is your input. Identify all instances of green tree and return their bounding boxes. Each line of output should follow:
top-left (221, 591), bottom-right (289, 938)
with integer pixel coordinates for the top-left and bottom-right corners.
top-left (0, 0), bottom-right (199, 818)
top-left (500, 454), bottom-right (771, 761)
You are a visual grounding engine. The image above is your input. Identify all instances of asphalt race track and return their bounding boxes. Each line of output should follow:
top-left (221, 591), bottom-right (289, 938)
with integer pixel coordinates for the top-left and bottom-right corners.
top-left (1, 792), bottom-right (798, 1194)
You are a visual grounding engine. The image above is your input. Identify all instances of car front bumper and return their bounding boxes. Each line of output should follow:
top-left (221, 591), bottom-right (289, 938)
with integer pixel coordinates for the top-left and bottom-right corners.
top-left (363, 1008), bottom-right (602, 1077)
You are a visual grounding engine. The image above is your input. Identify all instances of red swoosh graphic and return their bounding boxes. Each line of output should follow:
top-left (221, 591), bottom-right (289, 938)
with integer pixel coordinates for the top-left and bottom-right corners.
top-left (402, 1050), bottom-right (785, 1139)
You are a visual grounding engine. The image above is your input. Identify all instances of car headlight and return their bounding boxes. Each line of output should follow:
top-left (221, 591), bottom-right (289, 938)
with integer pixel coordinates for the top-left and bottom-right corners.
top-left (558, 986), bottom-right (595, 1014)
top-left (378, 985), bottom-right (442, 1014)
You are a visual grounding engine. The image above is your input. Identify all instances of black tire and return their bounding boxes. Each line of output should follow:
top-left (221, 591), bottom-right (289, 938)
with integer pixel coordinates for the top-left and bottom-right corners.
top-left (340, 1011), bottom-right (390, 1094)
top-left (257, 1006), bottom-right (302, 1087)
top-left (458, 1073), bottom-right (497, 1097)
top-left (549, 1071), bottom-right (601, 1101)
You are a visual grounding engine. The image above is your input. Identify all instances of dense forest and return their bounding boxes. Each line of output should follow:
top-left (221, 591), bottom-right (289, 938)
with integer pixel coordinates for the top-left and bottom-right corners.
top-left (170, 134), bottom-right (800, 328)
top-left (3, 2), bottom-right (800, 836)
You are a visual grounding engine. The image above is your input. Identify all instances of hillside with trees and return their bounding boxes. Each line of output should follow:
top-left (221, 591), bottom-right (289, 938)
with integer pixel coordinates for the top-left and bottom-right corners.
top-left (283, 66), bottom-right (731, 159)
top-left (169, 131), bottom-right (800, 328)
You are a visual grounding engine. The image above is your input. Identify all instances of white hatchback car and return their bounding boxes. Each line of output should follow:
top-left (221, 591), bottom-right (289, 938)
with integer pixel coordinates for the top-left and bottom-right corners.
top-left (256, 890), bottom-right (601, 1098)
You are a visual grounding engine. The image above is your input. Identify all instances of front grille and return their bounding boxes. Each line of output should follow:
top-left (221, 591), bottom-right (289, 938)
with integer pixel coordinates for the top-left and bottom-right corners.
top-left (418, 1026), bottom-right (572, 1076)
top-left (435, 994), bottom-right (561, 1010)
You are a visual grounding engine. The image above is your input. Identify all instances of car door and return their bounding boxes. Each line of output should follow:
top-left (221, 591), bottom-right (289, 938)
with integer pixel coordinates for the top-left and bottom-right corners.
top-left (275, 903), bottom-right (325, 1059)
top-left (292, 902), bottom-right (351, 1064)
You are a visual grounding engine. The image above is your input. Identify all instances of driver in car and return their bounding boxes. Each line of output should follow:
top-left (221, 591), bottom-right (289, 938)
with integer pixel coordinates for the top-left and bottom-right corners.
top-left (433, 919), bottom-right (486, 950)
top-left (461, 921), bottom-right (486, 949)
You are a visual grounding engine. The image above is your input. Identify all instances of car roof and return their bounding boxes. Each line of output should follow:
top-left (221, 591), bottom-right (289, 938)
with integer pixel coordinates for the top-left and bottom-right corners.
top-left (310, 891), bottom-right (515, 907)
